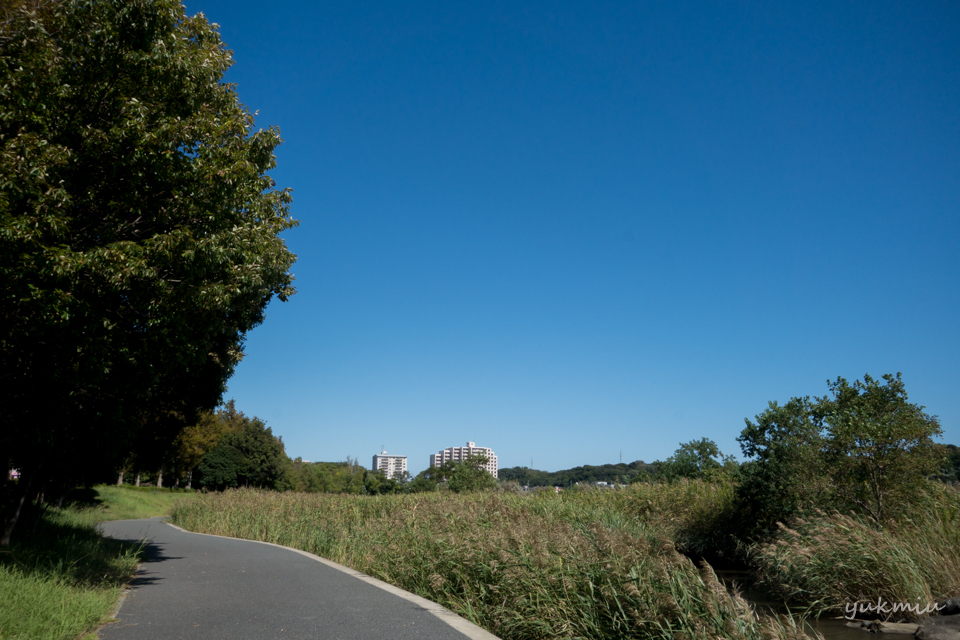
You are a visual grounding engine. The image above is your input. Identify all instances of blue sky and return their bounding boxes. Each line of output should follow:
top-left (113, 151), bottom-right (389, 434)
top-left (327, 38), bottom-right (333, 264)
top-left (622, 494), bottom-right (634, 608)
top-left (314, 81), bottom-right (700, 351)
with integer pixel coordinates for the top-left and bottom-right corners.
top-left (184, 0), bottom-right (959, 475)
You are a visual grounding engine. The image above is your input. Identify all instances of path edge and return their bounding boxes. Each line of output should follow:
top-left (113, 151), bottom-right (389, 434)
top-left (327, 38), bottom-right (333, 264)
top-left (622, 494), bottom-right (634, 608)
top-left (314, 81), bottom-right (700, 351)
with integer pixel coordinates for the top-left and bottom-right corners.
top-left (163, 520), bottom-right (500, 640)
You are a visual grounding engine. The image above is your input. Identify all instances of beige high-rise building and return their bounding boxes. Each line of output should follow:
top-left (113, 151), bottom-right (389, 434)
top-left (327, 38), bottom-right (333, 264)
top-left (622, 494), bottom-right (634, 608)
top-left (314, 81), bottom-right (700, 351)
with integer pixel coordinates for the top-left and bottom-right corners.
top-left (372, 450), bottom-right (407, 479)
top-left (429, 441), bottom-right (498, 478)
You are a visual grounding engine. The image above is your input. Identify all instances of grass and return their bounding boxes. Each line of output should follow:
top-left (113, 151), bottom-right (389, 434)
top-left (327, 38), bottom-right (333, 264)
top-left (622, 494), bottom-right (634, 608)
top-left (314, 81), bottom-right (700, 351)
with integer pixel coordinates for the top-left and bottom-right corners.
top-left (91, 484), bottom-right (196, 521)
top-left (172, 485), bottom-right (815, 640)
top-left (558, 479), bottom-right (741, 559)
top-left (751, 482), bottom-right (960, 619)
top-left (0, 484), bottom-right (193, 640)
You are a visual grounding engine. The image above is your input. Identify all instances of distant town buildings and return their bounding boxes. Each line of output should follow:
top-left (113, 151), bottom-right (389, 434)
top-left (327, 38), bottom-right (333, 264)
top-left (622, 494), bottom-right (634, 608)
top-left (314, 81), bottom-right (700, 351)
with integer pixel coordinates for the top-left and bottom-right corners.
top-left (371, 450), bottom-right (407, 479)
top-left (430, 441), bottom-right (498, 478)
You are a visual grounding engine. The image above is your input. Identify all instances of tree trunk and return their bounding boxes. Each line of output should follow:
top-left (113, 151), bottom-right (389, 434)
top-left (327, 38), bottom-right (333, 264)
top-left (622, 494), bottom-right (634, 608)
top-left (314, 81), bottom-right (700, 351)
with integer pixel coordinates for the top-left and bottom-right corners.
top-left (135, 472), bottom-right (141, 487)
top-left (1, 470), bottom-right (34, 547)
top-left (155, 468), bottom-right (163, 488)
top-left (117, 470), bottom-right (124, 486)
top-left (31, 496), bottom-right (47, 533)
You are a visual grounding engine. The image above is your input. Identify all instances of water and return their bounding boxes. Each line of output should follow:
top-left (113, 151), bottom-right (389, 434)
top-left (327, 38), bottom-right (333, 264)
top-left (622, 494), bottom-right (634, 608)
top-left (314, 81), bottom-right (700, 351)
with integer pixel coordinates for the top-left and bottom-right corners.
top-left (811, 619), bottom-right (877, 640)
top-left (713, 568), bottom-right (870, 640)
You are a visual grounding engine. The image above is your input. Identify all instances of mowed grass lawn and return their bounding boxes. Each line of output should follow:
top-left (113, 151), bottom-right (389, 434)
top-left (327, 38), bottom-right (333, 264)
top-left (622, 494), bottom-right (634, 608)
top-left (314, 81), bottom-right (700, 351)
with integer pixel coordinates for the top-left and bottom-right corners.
top-left (0, 485), bottom-right (194, 640)
top-left (93, 484), bottom-right (196, 522)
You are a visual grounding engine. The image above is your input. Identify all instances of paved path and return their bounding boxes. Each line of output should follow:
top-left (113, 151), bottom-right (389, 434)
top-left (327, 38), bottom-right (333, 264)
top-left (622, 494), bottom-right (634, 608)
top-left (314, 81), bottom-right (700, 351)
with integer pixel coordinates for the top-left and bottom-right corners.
top-left (98, 518), bottom-right (497, 640)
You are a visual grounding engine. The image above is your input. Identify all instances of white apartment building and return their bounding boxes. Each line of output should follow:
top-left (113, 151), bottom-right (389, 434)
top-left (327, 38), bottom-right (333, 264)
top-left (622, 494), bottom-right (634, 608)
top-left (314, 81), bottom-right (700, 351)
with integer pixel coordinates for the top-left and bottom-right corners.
top-left (372, 450), bottom-right (407, 480)
top-left (429, 441), bottom-right (498, 478)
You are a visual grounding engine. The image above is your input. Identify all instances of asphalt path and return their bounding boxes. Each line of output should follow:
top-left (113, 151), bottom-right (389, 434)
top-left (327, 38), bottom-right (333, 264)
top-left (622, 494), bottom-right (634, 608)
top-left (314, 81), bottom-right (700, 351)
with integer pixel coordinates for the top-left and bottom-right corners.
top-left (98, 517), bottom-right (498, 640)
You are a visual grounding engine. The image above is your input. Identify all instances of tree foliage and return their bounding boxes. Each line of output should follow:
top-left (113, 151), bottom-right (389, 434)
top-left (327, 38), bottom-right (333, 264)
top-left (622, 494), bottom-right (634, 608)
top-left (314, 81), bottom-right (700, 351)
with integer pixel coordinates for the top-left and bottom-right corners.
top-left (737, 373), bottom-right (942, 529)
top-left (195, 441), bottom-right (246, 491)
top-left (406, 455), bottom-right (498, 493)
top-left (197, 415), bottom-right (289, 491)
top-left (652, 438), bottom-right (738, 483)
top-left (287, 459), bottom-right (368, 494)
top-left (499, 461), bottom-right (655, 488)
top-left (444, 455), bottom-right (499, 493)
top-left (820, 373), bottom-right (942, 524)
top-left (939, 444), bottom-right (960, 483)
top-left (363, 470), bottom-right (406, 495)
top-left (408, 466), bottom-right (443, 493)
top-left (0, 0), bottom-right (296, 539)
top-left (170, 401), bottom-right (247, 486)
top-left (736, 396), bottom-right (830, 529)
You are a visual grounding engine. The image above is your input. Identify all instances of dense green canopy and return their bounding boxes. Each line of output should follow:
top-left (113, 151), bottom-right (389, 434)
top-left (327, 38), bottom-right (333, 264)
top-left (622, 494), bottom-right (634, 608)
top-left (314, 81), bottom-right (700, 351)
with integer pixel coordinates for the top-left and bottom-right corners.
top-left (499, 460), bottom-right (655, 487)
top-left (198, 416), bottom-right (289, 491)
top-left (0, 0), bottom-right (296, 537)
top-left (737, 373), bottom-right (943, 529)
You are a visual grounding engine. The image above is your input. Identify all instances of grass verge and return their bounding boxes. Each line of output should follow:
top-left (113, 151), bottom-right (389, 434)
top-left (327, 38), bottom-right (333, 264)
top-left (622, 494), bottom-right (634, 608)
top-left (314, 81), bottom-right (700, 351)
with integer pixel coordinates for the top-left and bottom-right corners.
top-left (0, 506), bottom-right (139, 640)
top-left (0, 484), bottom-right (192, 640)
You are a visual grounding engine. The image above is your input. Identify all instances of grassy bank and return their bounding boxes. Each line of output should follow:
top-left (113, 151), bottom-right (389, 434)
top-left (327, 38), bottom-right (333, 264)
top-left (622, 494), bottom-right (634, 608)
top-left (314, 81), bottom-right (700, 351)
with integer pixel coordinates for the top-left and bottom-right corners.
top-left (92, 484), bottom-right (196, 521)
top-left (172, 485), bottom-right (811, 640)
top-left (0, 485), bottom-right (192, 640)
top-left (752, 482), bottom-right (960, 616)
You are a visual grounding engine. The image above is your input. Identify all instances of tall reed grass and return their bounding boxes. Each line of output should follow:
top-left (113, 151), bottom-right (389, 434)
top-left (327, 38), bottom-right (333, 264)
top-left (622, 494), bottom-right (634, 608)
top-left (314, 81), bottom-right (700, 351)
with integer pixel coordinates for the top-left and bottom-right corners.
top-left (579, 480), bottom-right (740, 557)
top-left (172, 485), bottom-right (812, 640)
top-left (752, 483), bottom-right (960, 618)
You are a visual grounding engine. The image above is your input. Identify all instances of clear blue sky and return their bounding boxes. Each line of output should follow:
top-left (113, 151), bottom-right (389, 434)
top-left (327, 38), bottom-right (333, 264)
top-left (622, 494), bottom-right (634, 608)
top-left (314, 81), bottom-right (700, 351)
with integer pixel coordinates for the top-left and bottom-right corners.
top-left (183, 0), bottom-right (959, 475)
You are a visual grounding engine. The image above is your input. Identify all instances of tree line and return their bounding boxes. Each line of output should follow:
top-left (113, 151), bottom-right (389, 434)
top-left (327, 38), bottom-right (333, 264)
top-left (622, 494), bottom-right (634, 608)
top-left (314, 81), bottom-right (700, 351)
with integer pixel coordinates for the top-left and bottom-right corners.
top-left (116, 401), bottom-right (503, 496)
top-left (1, 0), bottom-right (297, 545)
top-left (512, 373), bottom-right (953, 538)
top-left (499, 461), bottom-right (657, 487)
top-left (176, 373), bottom-right (954, 526)
top-left (637, 373), bottom-right (951, 542)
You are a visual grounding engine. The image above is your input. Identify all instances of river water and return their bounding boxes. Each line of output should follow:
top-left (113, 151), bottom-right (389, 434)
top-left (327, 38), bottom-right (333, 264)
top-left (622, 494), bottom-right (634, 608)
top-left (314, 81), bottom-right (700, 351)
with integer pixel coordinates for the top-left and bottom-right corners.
top-left (713, 568), bottom-right (873, 640)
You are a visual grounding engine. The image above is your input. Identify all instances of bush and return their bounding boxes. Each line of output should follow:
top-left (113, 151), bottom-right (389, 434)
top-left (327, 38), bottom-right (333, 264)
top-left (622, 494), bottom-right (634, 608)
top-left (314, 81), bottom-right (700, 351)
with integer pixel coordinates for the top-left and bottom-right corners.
top-left (736, 374), bottom-right (943, 534)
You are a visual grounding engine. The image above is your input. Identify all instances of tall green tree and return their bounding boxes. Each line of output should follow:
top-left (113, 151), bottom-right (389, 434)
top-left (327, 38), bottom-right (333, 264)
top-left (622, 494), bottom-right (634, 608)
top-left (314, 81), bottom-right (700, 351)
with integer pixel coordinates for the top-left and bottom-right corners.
top-left (448, 456), bottom-right (499, 493)
top-left (653, 438), bottom-right (737, 483)
top-left (820, 373), bottom-right (942, 524)
top-left (0, 0), bottom-right (296, 544)
top-left (287, 459), bottom-right (371, 494)
top-left (408, 466), bottom-right (443, 493)
top-left (736, 396), bottom-right (830, 530)
top-left (169, 400), bottom-right (247, 488)
top-left (198, 415), bottom-right (289, 491)
top-left (420, 455), bottom-right (498, 493)
top-left (737, 373), bottom-right (942, 530)
top-left (363, 470), bottom-right (404, 495)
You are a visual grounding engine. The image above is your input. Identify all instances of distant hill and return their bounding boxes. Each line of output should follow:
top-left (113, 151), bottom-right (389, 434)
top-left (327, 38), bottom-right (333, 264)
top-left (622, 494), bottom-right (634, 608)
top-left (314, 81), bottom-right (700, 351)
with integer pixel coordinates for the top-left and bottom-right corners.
top-left (499, 460), bottom-right (656, 487)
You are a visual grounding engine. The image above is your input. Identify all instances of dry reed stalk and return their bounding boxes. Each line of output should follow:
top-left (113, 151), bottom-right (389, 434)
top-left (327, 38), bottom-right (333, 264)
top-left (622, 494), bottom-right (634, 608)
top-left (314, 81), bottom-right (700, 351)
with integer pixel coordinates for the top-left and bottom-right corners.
top-left (173, 487), bottom-right (814, 640)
